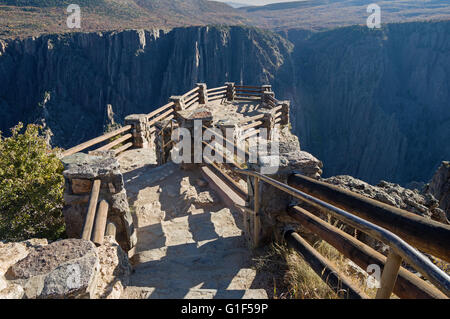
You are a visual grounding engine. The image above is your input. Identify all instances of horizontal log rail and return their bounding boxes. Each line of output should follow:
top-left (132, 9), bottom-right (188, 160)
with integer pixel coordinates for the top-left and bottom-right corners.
top-left (266, 99), bottom-right (277, 108)
top-left (235, 85), bottom-right (261, 90)
top-left (202, 141), bottom-right (241, 169)
top-left (240, 128), bottom-right (260, 140)
top-left (272, 105), bottom-right (283, 113)
top-left (236, 92), bottom-right (262, 97)
top-left (146, 102), bottom-right (175, 120)
top-left (181, 86), bottom-right (199, 98)
top-left (234, 96), bottom-right (261, 101)
top-left (241, 120), bottom-right (263, 132)
top-left (285, 230), bottom-right (368, 299)
top-left (62, 125), bottom-right (132, 157)
top-left (93, 133), bottom-right (132, 153)
top-left (274, 111), bottom-right (282, 119)
top-left (288, 173), bottom-right (450, 262)
top-left (235, 169), bottom-right (450, 297)
top-left (207, 90), bottom-right (227, 97)
top-left (203, 155), bottom-right (248, 200)
top-left (148, 108), bottom-right (174, 127)
top-left (207, 86), bottom-right (227, 93)
top-left (267, 94), bottom-right (277, 102)
top-left (235, 88), bottom-right (263, 94)
top-left (114, 142), bottom-right (133, 156)
top-left (239, 114), bottom-right (265, 124)
top-left (288, 205), bottom-right (447, 299)
top-left (209, 94), bottom-right (227, 101)
top-left (184, 92), bottom-right (199, 104)
top-left (185, 97), bottom-right (199, 108)
top-left (203, 125), bottom-right (250, 162)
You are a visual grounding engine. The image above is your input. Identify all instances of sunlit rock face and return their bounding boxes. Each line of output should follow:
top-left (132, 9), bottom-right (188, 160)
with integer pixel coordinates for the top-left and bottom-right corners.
top-left (0, 21), bottom-right (449, 185)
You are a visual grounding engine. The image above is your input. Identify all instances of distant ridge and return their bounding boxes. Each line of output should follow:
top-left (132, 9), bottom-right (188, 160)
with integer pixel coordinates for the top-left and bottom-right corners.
top-left (238, 0), bottom-right (450, 30)
top-left (0, 0), bottom-right (249, 39)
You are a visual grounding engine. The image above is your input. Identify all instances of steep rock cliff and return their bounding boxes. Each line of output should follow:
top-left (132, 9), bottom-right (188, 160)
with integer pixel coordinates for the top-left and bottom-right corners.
top-left (0, 26), bottom-right (291, 147)
top-left (0, 22), bottom-right (448, 185)
top-left (283, 21), bottom-right (450, 185)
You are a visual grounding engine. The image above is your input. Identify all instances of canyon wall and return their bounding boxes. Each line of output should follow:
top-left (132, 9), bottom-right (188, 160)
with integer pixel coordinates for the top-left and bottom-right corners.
top-left (0, 21), bottom-right (448, 185)
top-left (0, 26), bottom-right (291, 148)
top-left (282, 21), bottom-right (450, 185)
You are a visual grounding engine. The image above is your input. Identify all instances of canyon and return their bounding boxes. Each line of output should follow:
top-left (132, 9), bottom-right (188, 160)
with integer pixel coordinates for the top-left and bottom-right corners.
top-left (0, 21), bottom-right (449, 185)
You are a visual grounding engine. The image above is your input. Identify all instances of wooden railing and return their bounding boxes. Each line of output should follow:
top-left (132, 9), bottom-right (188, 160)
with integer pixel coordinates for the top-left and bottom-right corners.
top-left (234, 85), bottom-right (263, 101)
top-left (235, 169), bottom-right (450, 299)
top-left (79, 179), bottom-right (111, 245)
top-left (207, 85), bottom-right (227, 102)
top-left (61, 83), bottom-right (286, 159)
top-left (62, 125), bottom-right (133, 158)
top-left (182, 87), bottom-right (200, 109)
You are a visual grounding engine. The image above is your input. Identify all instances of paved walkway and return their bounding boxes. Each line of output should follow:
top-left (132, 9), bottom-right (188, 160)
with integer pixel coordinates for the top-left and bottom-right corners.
top-left (118, 149), bottom-right (269, 299)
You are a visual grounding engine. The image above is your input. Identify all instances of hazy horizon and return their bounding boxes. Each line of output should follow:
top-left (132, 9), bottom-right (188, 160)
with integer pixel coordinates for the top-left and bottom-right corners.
top-left (214, 0), bottom-right (304, 6)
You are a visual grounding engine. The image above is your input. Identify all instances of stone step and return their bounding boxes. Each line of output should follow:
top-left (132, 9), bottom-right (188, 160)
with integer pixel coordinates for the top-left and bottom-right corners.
top-left (122, 286), bottom-right (268, 299)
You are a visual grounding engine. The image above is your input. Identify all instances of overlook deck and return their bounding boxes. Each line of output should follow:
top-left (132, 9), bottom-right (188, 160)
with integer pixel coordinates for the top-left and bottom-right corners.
top-left (60, 82), bottom-right (450, 300)
top-left (118, 149), bottom-right (269, 298)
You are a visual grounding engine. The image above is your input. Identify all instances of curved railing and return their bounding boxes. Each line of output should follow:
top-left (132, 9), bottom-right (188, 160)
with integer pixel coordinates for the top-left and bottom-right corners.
top-left (235, 168), bottom-right (450, 299)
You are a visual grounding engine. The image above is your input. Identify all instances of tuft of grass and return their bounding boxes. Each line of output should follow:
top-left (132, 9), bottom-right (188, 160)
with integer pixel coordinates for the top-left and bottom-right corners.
top-left (253, 243), bottom-right (336, 299)
top-left (254, 238), bottom-right (382, 299)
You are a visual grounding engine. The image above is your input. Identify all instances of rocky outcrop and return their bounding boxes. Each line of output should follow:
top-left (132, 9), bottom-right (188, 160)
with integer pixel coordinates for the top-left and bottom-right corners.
top-left (0, 27), bottom-right (290, 149)
top-left (324, 175), bottom-right (448, 224)
top-left (3, 239), bottom-right (99, 299)
top-left (94, 236), bottom-right (132, 299)
top-left (62, 152), bottom-right (136, 251)
top-left (426, 161), bottom-right (450, 219)
top-left (0, 238), bottom-right (131, 299)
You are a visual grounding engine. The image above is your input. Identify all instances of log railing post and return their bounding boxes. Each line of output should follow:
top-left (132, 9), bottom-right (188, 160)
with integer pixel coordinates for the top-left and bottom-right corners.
top-left (261, 84), bottom-right (272, 92)
top-left (225, 82), bottom-right (235, 101)
top-left (170, 95), bottom-right (186, 111)
top-left (261, 91), bottom-right (275, 107)
top-left (124, 114), bottom-right (152, 149)
top-left (81, 179), bottom-right (101, 240)
top-left (279, 101), bottom-right (290, 125)
top-left (376, 249), bottom-right (403, 299)
top-left (196, 83), bottom-right (208, 104)
top-left (92, 199), bottom-right (109, 245)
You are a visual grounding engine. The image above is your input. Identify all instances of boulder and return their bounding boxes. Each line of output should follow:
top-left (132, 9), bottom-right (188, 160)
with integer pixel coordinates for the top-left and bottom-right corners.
top-left (426, 161), bottom-right (450, 219)
top-left (94, 236), bottom-right (132, 299)
top-left (324, 175), bottom-right (449, 224)
top-left (0, 242), bottom-right (29, 276)
top-left (0, 282), bottom-right (24, 299)
top-left (5, 239), bottom-right (100, 299)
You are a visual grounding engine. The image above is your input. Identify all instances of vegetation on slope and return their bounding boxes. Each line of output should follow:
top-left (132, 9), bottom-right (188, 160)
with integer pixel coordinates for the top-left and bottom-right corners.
top-left (0, 123), bottom-right (65, 242)
top-left (238, 0), bottom-right (450, 30)
top-left (0, 0), bottom-right (249, 39)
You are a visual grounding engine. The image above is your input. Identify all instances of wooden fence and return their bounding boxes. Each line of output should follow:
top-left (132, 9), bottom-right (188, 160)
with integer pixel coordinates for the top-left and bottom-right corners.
top-left (235, 169), bottom-right (450, 299)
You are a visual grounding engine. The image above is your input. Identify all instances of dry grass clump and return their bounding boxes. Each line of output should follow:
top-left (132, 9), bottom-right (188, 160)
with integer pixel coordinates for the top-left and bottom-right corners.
top-left (253, 243), bottom-right (336, 299)
top-left (254, 237), bottom-right (381, 299)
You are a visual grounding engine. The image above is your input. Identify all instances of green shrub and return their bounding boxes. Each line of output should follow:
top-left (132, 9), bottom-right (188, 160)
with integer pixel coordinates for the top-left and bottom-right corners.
top-left (0, 122), bottom-right (65, 242)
